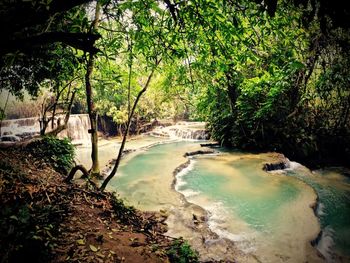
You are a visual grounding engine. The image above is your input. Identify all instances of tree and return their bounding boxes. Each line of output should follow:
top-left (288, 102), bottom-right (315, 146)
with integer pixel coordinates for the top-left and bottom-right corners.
top-left (99, 0), bottom-right (179, 190)
top-left (85, 1), bottom-right (101, 176)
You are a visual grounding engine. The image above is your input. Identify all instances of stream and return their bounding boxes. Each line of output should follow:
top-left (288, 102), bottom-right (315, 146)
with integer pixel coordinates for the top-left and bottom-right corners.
top-left (75, 125), bottom-right (350, 262)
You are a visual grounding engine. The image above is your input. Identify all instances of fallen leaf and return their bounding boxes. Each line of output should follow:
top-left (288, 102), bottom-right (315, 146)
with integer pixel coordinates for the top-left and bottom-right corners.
top-left (89, 244), bottom-right (98, 252)
top-left (76, 239), bottom-right (85, 245)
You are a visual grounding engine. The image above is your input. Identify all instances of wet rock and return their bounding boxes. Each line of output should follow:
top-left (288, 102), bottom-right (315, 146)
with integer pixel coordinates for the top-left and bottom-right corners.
top-left (184, 150), bottom-right (215, 157)
top-left (200, 142), bottom-right (220, 147)
top-left (122, 148), bottom-right (135, 155)
top-left (263, 154), bottom-right (290, 171)
top-left (263, 162), bottom-right (289, 171)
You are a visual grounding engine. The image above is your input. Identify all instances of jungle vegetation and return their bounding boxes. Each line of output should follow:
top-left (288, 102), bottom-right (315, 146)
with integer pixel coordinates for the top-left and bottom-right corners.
top-left (0, 0), bottom-right (349, 180)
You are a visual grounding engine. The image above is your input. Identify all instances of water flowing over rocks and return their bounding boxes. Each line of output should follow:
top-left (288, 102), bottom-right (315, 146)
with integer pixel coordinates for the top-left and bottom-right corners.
top-left (148, 122), bottom-right (210, 140)
top-left (0, 114), bottom-right (90, 142)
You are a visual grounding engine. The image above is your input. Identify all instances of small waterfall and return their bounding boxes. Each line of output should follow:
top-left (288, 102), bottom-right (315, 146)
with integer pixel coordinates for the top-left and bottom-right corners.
top-left (58, 114), bottom-right (91, 142)
top-left (1, 117), bottom-right (40, 141)
top-left (168, 127), bottom-right (210, 140)
top-left (149, 122), bottom-right (210, 140)
top-left (1, 114), bottom-right (91, 142)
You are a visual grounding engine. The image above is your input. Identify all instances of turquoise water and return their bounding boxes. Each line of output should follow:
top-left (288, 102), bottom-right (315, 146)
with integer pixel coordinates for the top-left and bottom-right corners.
top-left (179, 156), bottom-right (301, 233)
top-left (108, 141), bottom-right (350, 261)
top-left (287, 167), bottom-right (350, 260)
top-left (109, 141), bottom-right (201, 210)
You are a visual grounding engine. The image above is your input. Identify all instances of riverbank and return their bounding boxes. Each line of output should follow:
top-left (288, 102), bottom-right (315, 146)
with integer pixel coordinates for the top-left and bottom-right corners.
top-left (0, 146), bottom-right (198, 262)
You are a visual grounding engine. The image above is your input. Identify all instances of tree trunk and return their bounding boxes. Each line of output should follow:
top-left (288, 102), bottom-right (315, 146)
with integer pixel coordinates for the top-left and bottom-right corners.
top-left (85, 1), bottom-right (100, 176)
top-left (100, 63), bottom-right (159, 191)
top-left (45, 89), bottom-right (76, 137)
top-left (0, 91), bottom-right (10, 136)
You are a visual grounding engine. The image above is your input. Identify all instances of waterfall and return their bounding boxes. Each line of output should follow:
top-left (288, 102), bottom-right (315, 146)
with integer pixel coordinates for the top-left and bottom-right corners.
top-left (168, 127), bottom-right (209, 140)
top-left (149, 122), bottom-right (210, 140)
top-left (57, 114), bottom-right (90, 142)
top-left (1, 117), bottom-right (40, 141)
top-left (0, 114), bottom-right (91, 142)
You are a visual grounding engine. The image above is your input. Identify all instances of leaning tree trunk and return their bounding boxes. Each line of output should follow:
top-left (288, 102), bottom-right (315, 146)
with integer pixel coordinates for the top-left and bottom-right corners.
top-left (100, 62), bottom-right (159, 191)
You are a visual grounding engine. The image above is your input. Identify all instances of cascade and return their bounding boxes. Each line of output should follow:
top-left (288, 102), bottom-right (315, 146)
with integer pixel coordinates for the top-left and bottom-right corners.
top-left (168, 127), bottom-right (209, 140)
top-left (0, 114), bottom-right (91, 142)
top-left (57, 114), bottom-right (90, 141)
top-left (149, 122), bottom-right (210, 140)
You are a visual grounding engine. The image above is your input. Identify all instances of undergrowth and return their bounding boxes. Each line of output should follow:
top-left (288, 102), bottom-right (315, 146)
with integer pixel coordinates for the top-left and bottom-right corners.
top-left (167, 239), bottom-right (199, 263)
top-left (26, 136), bottom-right (75, 174)
top-left (0, 157), bottom-right (65, 263)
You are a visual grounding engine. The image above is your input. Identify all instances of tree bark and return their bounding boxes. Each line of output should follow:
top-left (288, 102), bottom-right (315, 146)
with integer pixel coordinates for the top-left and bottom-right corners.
top-left (100, 62), bottom-right (159, 191)
top-left (85, 1), bottom-right (101, 176)
top-left (65, 165), bottom-right (89, 182)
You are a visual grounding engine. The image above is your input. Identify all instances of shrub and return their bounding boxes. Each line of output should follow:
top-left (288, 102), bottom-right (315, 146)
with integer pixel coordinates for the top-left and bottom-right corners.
top-left (27, 136), bottom-right (75, 174)
top-left (167, 239), bottom-right (199, 263)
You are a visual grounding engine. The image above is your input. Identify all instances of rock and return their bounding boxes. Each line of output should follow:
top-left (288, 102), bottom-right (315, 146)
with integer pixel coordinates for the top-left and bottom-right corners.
top-left (200, 142), bottom-right (220, 147)
top-left (1, 135), bottom-right (21, 142)
top-left (184, 150), bottom-right (215, 157)
top-left (263, 161), bottom-right (290, 171)
top-left (20, 131), bottom-right (38, 138)
top-left (122, 149), bottom-right (135, 156)
top-left (263, 155), bottom-right (290, 171)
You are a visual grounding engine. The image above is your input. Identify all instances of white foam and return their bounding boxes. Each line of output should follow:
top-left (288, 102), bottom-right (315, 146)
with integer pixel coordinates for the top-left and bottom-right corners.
top-left (174, 160), bottom-right (196, 191)
top-left (316, 226), bottom-right (335, 261)
top-left (181, 188), bottom-right (201, 197)
top-left (317, 202), bottom-right (326, 216)
top-left (287, 161), bottom-right (303, 170)
top-left (204, 202), bottom-right (256, 253)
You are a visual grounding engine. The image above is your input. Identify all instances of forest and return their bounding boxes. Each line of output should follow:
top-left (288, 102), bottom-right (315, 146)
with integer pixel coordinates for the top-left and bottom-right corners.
top-left (0, 0), bottom-right (349, 262)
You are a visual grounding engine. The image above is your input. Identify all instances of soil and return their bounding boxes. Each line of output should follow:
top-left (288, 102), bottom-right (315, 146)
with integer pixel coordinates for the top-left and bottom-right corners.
top-left (0, 148), bottom-right (175, 263)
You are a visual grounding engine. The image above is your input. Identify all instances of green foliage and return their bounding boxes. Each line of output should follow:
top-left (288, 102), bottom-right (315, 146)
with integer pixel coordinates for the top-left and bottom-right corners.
top-left (27, 136), bottom-right (75, 174)
top-left (1, 0), bottom-right (349, 169)
top-left (167, 239), bottom-right (199, 263)
top-left (0, 2), bottom-right (89, 99)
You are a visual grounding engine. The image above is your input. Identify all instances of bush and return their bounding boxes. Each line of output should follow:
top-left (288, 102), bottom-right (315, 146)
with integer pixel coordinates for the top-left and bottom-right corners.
top-left (167, 239), bottom-right (199, 263)
top-left (26, 136), bottom-right (75, 174)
